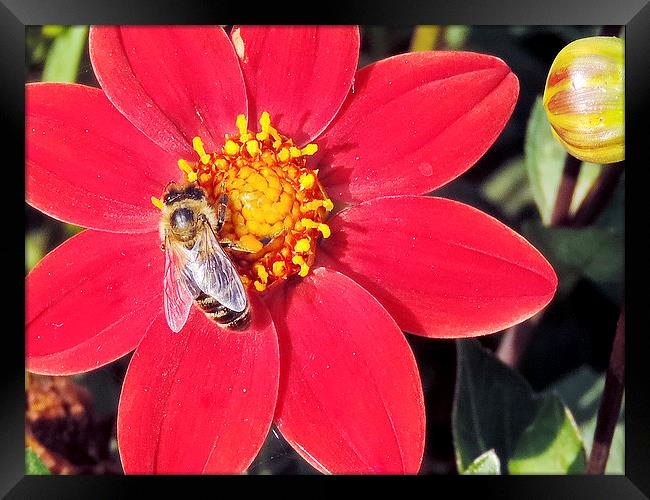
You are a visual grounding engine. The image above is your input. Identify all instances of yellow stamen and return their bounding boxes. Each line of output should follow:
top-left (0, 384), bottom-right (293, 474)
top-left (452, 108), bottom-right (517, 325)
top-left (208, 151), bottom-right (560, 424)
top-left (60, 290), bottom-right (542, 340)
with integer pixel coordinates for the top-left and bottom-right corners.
top-left (151, 196), bottom-right (164, 210)
top-left (253, 280), bottom-right (267, 292)
top-left (256, 113), bottom-right (271, 140)
top-left (300, 218), bottom-right (331, 238)
top-left (255, 264), bottom-right (269, 284)
top-left (318, 223), bottom-right (331, 238)
top-left (292, 255), bottom-right (310, 277)
top-left (178, 159), bottom-right (198, 182)
top-left (192, 137), bottom-right (211, 164)
top-left (294, 238), bottom-right (311, 253)
top-left (260, 112), bottom-right (271, 132)
top-left (246, 140), bottom-right (260, 156)
top-left (178, 159), bottom-right (192, 174)
top-left (301, 143), bottom-right (318, 156)
top-left (299, 173), bottom-right (315, 190)
top-left (300, 199), bottom-right (329, 212)
top-left (224, 140), bottom-right (240, 156)
top-left (269, 125), bottom-right (281, 143)
top-left (236, 114), bottom-right (248, 136)
top-left (277, 148), bottom-right (290, 162)
top-left (272, 261), bottom-right (286, 277)
top-left (290, 146), bottom-right (302, 158)
top-left (300, 218), bottom-right (318, 229)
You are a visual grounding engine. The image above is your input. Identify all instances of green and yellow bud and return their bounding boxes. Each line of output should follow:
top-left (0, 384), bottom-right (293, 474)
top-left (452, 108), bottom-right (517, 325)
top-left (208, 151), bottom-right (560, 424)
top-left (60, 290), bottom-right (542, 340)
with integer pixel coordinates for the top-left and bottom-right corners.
top-left (543, 36), bottom-right (624, 164)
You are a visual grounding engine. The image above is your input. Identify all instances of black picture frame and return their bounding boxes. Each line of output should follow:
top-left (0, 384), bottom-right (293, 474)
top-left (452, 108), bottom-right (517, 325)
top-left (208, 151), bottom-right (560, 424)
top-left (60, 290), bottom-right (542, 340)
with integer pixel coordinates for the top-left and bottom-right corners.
top-left (3, 0), bottom-right (644, 497)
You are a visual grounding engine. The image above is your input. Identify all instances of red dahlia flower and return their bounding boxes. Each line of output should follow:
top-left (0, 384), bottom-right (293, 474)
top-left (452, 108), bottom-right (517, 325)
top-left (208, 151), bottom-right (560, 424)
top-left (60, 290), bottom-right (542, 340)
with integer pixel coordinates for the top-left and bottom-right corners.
top-left (26, 25), bottom-right (557, 474)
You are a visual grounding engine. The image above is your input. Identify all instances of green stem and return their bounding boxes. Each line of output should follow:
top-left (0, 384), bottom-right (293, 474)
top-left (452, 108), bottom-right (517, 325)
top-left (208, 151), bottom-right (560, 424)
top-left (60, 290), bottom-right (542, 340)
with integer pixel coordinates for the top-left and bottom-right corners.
top-left (572, 162), bottom-right (624, 226)
top-left (550, 154), bottom-right (581, 227)
top-left (587, 305), bottom-right (625, 474)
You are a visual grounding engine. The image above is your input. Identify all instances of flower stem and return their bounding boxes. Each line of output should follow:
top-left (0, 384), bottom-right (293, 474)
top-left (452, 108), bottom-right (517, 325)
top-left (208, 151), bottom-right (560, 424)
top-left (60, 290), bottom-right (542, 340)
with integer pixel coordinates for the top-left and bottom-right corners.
top-left (496, 312), bottom-right (542, 368)
top-left (587, 304), bottom-right (625, 474)
top-left (572, 162), bottom-right (624, 226)
top-left (550, 154), bottom-right (581, 226)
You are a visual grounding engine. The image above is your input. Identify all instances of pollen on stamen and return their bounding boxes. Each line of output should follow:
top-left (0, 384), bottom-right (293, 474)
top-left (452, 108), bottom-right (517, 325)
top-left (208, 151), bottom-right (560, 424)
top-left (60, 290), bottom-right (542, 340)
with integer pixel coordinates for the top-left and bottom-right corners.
top-left (294, 238), bottom-right (311, 253)
top-left (192, 137), bottom-right (211, 165)
top-left (301, 144), bottom-right (318, 156)
top-left (178, 159), bottom-right (198, 182)
top-left (292, 255), bottom-right (310, 277)
top-left (159, 111), bottom-right (334, 292)
top-left (151, 196), bottom-right (164, 210)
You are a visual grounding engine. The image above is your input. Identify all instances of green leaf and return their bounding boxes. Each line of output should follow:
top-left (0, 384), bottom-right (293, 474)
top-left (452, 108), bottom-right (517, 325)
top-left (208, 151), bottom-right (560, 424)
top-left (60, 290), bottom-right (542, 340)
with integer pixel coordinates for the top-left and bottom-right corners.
top-left (41, 25), bottom-right (66, 38)
top-left (551, 366), bottom-right (625, 473)
top-left (444, 25), bottom-right (470, 50)
top-left (508, 395), bottom-right (587, 474)
top-left (524, 97), bottom-right (609, 226)
top-left (26, 27), bottom-right (48, 65)
top-left (453, 339), bottom-right (543, 473)
top-left (25, 448), bottom-right (51, 475)
top-left (64, 223), bottom-right (84, 237)
top-left (463, 449), bottom-right (501, 474)
top-left (569, 162), bottom-right (604, 216)
top-left (453, 340), bottom-right (588, 475)
top-left (522, 221), bottom-right (624, 302)
top-left (42, 25), bottom-right (88, 83)
top-left (482, 156), bottom-right (533, 217)
top-left (524, 97), bottom-right (566, 225)
top-left (25, 229), bottom-right (48, 274)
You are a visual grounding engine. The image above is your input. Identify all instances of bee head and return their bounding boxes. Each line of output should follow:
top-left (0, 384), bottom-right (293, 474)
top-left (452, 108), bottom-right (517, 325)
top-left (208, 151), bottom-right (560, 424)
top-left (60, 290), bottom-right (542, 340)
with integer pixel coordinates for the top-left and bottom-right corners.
top-left (162, 182), bottom-right (206, 205)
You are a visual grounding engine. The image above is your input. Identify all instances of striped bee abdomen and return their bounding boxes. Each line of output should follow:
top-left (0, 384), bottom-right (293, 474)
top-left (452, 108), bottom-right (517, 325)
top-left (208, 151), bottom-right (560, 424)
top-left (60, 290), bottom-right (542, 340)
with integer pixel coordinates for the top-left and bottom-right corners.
top-left (195, 292), bottom-right (251, 331)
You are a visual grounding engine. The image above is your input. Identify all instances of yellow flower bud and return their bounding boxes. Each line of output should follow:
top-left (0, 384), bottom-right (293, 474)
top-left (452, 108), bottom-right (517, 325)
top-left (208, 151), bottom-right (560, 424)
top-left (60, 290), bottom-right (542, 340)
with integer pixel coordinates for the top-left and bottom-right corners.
top-left (543, 36), bottom-right (624, 164)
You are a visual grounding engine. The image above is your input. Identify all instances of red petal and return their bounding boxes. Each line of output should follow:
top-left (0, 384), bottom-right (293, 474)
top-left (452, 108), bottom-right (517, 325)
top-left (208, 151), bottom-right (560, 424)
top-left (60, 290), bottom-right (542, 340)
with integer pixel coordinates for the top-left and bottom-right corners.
top-left (266, 268), bottom-right (425, 473)
top-left (26, 83), bottom-right (176, 233)
top-left (320, 196), bottom-right (557, 338)
top-left (118, 296), bottom-right (279, 474)
top-left (316, 52), bottom-right (519, 204)
top-left (26, 230), bottom-right (163, 375)
top-left (89, 26), bottom-right (247, 156)
top-left (232, 26), bottom-right (359, 146)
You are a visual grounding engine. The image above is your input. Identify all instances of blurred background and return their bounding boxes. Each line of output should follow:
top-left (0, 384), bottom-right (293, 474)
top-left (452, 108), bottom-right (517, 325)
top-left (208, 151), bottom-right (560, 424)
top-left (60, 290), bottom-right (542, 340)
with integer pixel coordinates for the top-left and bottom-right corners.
top-left (25, 25), bottom-right (624, 475)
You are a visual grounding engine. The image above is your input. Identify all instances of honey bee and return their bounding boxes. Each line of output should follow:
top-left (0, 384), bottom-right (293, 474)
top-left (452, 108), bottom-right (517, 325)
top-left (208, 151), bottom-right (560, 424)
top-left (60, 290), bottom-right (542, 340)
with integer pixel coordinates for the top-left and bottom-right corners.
top-left (159, 182), bottom-right (250, 332)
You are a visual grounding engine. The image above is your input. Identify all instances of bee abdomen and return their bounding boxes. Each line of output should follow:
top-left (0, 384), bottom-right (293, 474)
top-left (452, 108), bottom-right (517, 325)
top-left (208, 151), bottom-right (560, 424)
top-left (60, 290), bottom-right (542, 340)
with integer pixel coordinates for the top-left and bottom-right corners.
top-left (195, 293), bottom-right (251, 331)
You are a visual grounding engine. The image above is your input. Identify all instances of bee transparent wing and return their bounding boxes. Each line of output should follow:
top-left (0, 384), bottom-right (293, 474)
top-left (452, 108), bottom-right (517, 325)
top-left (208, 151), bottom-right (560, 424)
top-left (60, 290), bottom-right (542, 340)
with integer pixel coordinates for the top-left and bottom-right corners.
top-left (188, 221), bottom-right (248, 313)
top-left (163, 235), bottom-right (199, 333)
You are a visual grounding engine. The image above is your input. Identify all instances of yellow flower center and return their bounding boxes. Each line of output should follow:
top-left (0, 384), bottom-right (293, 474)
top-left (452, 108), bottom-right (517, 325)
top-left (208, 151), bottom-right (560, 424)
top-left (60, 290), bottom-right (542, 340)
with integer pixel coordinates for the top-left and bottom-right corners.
top-left (153, 112), bottom-right (333, 292)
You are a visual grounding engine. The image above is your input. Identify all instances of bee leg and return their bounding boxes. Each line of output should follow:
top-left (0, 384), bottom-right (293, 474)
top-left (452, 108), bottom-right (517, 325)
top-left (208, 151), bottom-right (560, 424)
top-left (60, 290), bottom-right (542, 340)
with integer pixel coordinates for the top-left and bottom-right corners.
top-left (262, 229), bottom-right (287, 246)
top-left (220, 240), bottom-right (258, 253)
top-left (221, 229), bottom-right (286, 253)
top-left (215, 193), bottom-right (228, 232)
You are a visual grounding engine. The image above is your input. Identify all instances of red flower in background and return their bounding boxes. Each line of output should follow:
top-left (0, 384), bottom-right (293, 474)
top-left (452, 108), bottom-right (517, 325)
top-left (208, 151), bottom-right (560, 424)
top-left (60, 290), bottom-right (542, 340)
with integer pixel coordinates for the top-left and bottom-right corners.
top-left (26, 26), bottom-right (557, 474)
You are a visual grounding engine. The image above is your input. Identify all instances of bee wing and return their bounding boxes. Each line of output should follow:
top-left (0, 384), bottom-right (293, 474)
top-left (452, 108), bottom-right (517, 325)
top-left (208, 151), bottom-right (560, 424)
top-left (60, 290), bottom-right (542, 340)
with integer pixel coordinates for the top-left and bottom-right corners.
top-left (163, 235), bottom-right (199, 333)
top-left (188, 221), bottom-right (248, 313)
